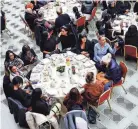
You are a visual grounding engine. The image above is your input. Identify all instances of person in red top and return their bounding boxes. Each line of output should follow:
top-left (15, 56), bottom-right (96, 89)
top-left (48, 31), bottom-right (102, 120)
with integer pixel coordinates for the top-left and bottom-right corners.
top-left (83, 72), bottom-right (104, 106)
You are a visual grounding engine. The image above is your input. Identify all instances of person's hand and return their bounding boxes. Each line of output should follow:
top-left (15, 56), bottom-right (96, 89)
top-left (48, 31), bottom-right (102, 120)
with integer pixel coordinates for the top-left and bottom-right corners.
top-left (114, 42), bottom-right (118, 48)
top-left (125, 9), bottom-right (129, 14)
top-left (26, 90), bottom-right (30, 94)
top-left (58, 32), bottom-right (61, 37)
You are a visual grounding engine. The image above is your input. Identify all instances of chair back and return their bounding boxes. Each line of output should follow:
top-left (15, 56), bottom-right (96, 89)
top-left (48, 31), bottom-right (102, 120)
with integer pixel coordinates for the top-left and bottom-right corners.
top-left (64, 110), bottom-right (88, 129)
top-left (76, 16), bottom-right (86, 27)
top-left (119, 61), bottom-right (128, 81)
top-left (88, 7), bottom-right (97, 21)
top-left (19, 14), bottom-right (29, 27)
top-left (124, 45), bottom-right (138, 58)
top-left (98, 89), bottom-right (111, 106)
top-left (8, 97), bottom-right (28, 127)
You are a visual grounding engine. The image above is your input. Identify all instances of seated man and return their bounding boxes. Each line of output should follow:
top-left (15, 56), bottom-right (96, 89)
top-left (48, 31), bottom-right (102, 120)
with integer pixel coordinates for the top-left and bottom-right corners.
top-left (1, 10), bottom-right (6, 33)
top-left (57, 25), bottom-right (77, 51)
top-left (55, 7), bottom-right (71, 31)
top-left (25, 8), bottom-right (37, 32)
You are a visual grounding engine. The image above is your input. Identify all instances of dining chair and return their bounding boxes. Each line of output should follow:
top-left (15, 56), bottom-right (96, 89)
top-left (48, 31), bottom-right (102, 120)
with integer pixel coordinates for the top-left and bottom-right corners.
top-left (124, 45), bottom-right (138, 70)
top-left (19, 14), bottom-right (34, 39)
top-left (111, 61), bottom-right (128, 98)
top-left (76, 16), bottom-right (86, 33)
top-left (88, 88), bottom-right (112, 112)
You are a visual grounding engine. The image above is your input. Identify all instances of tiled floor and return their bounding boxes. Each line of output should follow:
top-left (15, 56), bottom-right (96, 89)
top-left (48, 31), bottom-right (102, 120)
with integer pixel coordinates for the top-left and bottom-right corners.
top-left (1, 0), bottom-right (138, 129)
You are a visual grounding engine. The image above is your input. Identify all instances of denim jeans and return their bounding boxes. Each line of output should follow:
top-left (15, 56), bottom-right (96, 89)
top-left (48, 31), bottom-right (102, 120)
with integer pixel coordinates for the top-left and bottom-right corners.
top-left (104, 81), bottom-right (112, 91)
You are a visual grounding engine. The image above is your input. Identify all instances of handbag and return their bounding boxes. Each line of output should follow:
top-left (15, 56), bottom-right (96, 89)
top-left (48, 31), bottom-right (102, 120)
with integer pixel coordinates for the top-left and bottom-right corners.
top-left (87, 106), bottom-right (99, 124)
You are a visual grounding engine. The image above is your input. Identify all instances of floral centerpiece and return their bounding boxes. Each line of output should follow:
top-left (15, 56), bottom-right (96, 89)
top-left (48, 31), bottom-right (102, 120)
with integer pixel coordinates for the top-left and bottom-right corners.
top-left (56, 66), bottom-right (65, 76)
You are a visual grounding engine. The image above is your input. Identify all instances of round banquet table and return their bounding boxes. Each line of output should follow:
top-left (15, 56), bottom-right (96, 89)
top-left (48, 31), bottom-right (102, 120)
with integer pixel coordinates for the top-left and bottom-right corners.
top-left (112, 12), bottom-right (138, 37)
top-left (30, 52), bottom-right (97, 101)
top-left (40, 0), bottom-right (82, 22)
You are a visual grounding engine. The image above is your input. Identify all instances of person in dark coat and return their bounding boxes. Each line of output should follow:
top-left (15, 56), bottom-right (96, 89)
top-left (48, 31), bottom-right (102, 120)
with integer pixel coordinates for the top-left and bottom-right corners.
top-left (57, 25), bottom-right (76, 50)
top-left (134, 2), bottom-right (138, 15)
top-left (125, 25), bottom-right (138, 48)
top-left (116, 1), bottom-right (131, 15)
top-left (41, 31), bottom-right (58, 58)
top-left (11, 76), bottom-right (32, 108)
top-left (25, 8), bottom-right (37, 32)
top-left (31, 88), bottom-right (50, 116)
top-left (55, 7), bottom-right (71, 31)
top-left (20, 45), bottom-right (38, 66)
top-left (107, 1), bottom-right (117, 19)
top-left (1, 10), bottom-right (6, 33)
top-left (3, 75), bottom-right (12, 98)
top-left (77, 33), bottom-right (95, 59)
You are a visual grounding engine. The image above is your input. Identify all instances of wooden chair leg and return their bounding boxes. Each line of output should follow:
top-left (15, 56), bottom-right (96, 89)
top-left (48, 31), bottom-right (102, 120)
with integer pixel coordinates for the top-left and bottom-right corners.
top-left (122, 85), bottom-right (127, 94)
top-left (107, 99), bottom-right (112, 112)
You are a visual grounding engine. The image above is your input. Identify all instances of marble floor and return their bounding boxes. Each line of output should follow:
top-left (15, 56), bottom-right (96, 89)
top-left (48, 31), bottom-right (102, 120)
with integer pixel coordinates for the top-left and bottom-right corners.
top-left (1, 0), bottom-right (138, 129)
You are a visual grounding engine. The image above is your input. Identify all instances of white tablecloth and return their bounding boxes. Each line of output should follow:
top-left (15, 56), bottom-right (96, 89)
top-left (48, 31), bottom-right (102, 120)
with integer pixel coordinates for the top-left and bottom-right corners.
top-left (30, 52), bottom-right (97, 100)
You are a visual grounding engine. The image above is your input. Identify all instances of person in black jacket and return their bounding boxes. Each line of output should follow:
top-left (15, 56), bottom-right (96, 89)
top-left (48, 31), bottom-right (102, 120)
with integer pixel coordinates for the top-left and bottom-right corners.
top-left (31, 88), bottom-right (50, 116)
top-left (73, 6), bottom-right (81, 20)
top-left (77, 33), bottom-right (95, 59)
top-left (41, 31), bottom-right (58, 58)
top-left (1, 10), bottom-right (6, 33)
top-left (11, 76), bottom-right (32, 108)
top-left (134, 2), bottom-right (138, 15)
top-left (107, 1), bottom-right (117, 19)
top-left (57, 25), bottom-right (76, 50)
top-left (25, 8), bottom-right (37, 32)
top-left (125, 25), bottom-right (138, 48)
top-left (55, 7), bottom-right (71, 31)
top-left (116, 1), bottom-right (131, 15)
top-left (20, 45), bottom-right (38, 66)
top-left (3, 75), bottom-right (12, 98)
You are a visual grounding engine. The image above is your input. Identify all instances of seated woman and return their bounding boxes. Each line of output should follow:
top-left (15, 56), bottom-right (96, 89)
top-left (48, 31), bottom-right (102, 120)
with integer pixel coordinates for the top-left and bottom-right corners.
top-left (41, 31), bottom-right (59, 58)
top-left (77, 33), bottom-right (95, 59)
top-left (100, 53), bottom-right (122, 91)
top-left (57, 25), bottom-right (77, 51)
top-left (94, 36), bottom-right (117, 71)
top-left (20, 45), bottom-right (38, 66)
top-left (11, 76), bottom-right (32, 108)
top-left (134, 1), bottom-right (138, 15)
top-left (63, 87), bottom-right (83, 111)
top-left (83, 72), bottom-right (105, 106)
top-left (4, 50), bottom-right (24, 74)
top-left (125, 25), bottom-right (138, 48)
top-left (25, 8), bottom-right (37, 32)
top-left (1, 10), bottom-right (6, 33)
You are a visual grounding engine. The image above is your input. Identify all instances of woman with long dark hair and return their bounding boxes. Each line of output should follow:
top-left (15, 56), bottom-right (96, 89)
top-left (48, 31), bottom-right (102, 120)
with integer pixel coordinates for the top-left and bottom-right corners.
top-left (125, 25), bottom-right (138, 48)
top-left (20, 45), bottom-right (38, 66)
top-left (4, 50), bottom-right (24, 74)
top-left (63, 87), bottom-right (83, 111)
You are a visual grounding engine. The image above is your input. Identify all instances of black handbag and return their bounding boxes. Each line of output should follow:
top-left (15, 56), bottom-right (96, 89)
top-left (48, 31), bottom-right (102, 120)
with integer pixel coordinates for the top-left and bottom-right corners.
top-left (87, 106), bottom-right (99, 124)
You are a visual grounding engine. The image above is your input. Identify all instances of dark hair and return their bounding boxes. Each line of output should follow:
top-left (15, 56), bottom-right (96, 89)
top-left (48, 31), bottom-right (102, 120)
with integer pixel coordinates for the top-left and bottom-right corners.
top-left (103, 13), bottom-right (111, 23)
top-left (86, 72), bottom-right (94, 83)
top-left (38, 11), bottom-right (43, 18)
top-left (79, 33), bottom-right (87, 43)
top-left (96, 20), bottom-right (103, 30)
top-left (73, 6), bottom-right (81, 19)
top-left (68, 87), bottom-right (82, 103)
top-left (12, 76), bottom-right (23, 85)
top-left (32, 88), bottom-right (42, 100)
top-left (60, 25), bottom-right (69, 32)
top-left (105, 21), bottom-right (112, 36)
top-left (5, 50), bottom-right (17, 62)
top-left (9, 65), bottom-right (14, 72)
top-left (126, 25), bottom-right (138, 37)
top-left (22, 45), bottom-right (30, 55)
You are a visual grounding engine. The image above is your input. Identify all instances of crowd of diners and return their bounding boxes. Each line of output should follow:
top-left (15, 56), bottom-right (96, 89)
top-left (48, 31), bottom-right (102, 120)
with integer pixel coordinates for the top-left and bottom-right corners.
top-left (1, 0), bottom-right (138, 128)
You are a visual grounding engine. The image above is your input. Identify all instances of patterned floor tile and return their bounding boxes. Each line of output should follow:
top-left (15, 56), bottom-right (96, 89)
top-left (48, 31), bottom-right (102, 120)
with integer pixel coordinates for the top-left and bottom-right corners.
top-left (115, 96), bottom-right (136, 111)
top-left (1, 98), bottom-right (8, 107)
top-left (127, 69), bottom-right (135, 77)
top-left (128, 86), bottom-right (138, 98)
top-left (102, 108), bottom-right (124, 124)
top-left (0, 87), bottom-right (4, 95)
top-left (89, 121), bottom-right (107, 129)
top-left (126, 123), bottom-right (138, 129)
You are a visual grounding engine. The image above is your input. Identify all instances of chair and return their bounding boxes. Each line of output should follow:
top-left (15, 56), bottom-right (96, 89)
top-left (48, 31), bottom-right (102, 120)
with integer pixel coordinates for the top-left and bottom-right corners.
top-left (88, 7), bottom-right (97, 22)
top-left (76, 16), bottom-right (86, 33)
top-left (111, 61), bottom-right (128, 95)
top-left (88, 88), bottom-right (112, 112)
top-left (8, 97), bottom-right (28, 128)
top-left (19, 14), bottom-right (34, 39)
top-left (124, 45), bottom-right (138, 70)
top-left (64, 110), bottom-right (89, 129)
